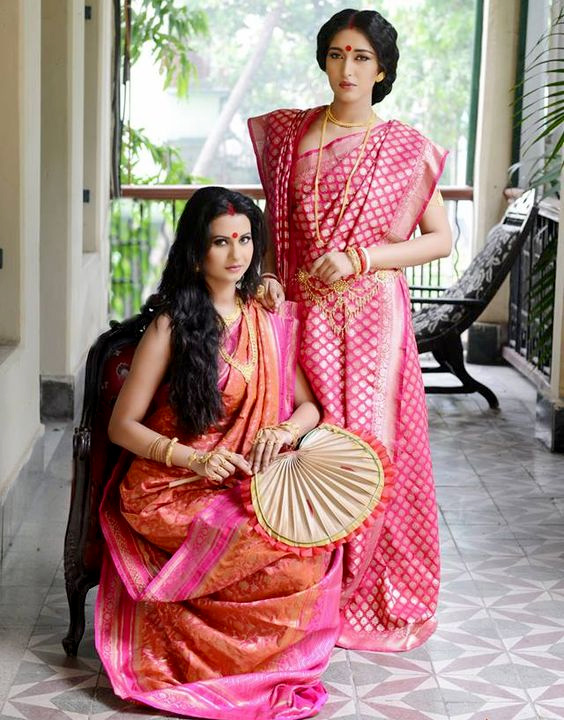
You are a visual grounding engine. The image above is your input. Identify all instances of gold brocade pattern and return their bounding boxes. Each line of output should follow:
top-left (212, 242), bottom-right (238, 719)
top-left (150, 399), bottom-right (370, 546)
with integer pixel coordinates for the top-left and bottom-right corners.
top-left (296, 267), bottom-right (402, 337)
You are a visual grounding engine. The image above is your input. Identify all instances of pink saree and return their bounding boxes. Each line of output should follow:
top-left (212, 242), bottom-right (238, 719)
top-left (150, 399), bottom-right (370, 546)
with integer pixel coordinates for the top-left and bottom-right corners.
top-left (96, 301), bottom-right (344, 720)
top-left (249, 107), bottom-right (448, 652)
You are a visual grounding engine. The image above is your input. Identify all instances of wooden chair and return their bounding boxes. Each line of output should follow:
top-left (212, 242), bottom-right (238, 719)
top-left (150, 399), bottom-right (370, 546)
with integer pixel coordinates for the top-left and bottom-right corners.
top-left (62, 300), bottom-right (157, 656)
top-left (412, 189), bottom-right (536, 409)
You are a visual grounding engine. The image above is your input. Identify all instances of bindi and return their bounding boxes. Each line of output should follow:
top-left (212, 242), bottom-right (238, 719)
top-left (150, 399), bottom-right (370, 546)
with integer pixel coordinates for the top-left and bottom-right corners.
top-left (231, 232), bottom-right (239, 239)
top-left (345, 45), bottom-right (352, 51)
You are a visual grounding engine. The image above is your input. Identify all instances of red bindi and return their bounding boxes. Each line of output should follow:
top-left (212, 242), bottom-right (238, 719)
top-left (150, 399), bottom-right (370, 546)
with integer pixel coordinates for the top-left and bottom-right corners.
top-left (231, 232), bottom-right (239, 239)
top-left (345, 45), bottom-right (352, 51)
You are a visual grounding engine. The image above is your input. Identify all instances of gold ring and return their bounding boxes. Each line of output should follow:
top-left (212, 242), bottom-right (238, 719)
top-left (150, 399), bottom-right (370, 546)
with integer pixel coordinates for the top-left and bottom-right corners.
top-left (256, 284), bottom-right (266, 298)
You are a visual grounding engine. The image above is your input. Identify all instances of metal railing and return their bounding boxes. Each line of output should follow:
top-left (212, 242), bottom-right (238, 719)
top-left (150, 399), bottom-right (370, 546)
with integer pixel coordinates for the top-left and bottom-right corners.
top-left (110, 184), bottom-right (474, 320)
top-left (506, 197), bottom-right (559, 383)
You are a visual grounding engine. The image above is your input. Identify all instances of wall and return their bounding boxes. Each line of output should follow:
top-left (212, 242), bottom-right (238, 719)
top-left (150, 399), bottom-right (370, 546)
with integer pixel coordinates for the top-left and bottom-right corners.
top-left (0, 0), bottom-right (42, 499)
top-left (40, 0), bottom-right (111, 417)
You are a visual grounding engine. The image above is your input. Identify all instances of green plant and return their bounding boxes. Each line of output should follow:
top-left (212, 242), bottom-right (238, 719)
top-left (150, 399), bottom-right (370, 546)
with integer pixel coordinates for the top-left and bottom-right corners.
top-left (110, 1), bottom-right (208, 320)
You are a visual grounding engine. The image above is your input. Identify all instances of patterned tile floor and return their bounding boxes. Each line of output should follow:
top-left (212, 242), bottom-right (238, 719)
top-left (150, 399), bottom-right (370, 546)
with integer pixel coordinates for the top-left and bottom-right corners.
top-left (1, 364), bottom-right (563, 720)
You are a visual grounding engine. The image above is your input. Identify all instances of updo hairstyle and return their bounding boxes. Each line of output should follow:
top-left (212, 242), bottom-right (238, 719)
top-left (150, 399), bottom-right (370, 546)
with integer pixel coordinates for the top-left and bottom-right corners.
top-left (316, 8), bottom-right (399, 104)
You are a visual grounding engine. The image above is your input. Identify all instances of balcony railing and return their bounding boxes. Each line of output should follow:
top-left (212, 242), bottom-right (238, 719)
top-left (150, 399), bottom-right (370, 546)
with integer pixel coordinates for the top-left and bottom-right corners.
top-left (110, 185), bottom-right (474, 320)
top-left (504, 197), bottom-right (559, 386)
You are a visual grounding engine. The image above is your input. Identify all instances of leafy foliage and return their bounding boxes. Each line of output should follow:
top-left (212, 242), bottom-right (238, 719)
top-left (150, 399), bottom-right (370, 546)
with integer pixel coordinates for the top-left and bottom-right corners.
top-left (111, 1), bottom-right (208, 319)
top-left (121, 0), bottom-right (208, 184)
top-left (128, 0), bottom-right (208, 98)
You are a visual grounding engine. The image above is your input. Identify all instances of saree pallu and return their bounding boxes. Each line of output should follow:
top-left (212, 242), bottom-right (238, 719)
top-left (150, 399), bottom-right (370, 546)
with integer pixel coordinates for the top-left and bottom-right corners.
top-left (96, 301), bottom-right (344, 720)
top-left (249, 108), bottom-right (448, 652)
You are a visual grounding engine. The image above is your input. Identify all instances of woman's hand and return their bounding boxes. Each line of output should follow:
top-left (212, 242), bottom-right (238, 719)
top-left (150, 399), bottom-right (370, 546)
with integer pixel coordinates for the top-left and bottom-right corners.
top-left (190, 448), bottom-right (252, 486)
top-left (249, 426), bottom-right (293, 474)
top-left (256, 276), bottom-right (285, 312)
top-left (309, 251), bottom-right (355, 285)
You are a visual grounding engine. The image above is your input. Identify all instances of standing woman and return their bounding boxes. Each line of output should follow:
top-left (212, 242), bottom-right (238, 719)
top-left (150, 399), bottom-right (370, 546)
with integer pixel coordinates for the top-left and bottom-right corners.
top-left (248, 9), bottom-right (452, 652)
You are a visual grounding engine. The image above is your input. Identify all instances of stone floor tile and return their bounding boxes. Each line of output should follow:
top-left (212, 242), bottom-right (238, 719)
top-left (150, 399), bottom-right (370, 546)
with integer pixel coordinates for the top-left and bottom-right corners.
top-left (1, 365), bottom-right (564, 719)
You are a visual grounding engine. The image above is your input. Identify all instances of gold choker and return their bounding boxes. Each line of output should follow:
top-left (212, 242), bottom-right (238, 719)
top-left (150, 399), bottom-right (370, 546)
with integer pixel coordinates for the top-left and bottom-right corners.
top-left (326, 105), bottom-right (377, 128)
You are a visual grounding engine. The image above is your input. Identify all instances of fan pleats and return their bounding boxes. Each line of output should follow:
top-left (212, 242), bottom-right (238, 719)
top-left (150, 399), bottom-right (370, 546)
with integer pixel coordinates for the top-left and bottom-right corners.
top-left (251, 424), bottom-right (389, 548)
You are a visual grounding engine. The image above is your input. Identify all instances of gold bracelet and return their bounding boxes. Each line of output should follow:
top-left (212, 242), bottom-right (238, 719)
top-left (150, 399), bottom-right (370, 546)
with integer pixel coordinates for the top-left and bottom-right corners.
top-left (345, 247), bottom-right (362, 276)
top-left (165, 437), bottom-right (179, 467)
top-left (278, 421), bottom-right (301, 447)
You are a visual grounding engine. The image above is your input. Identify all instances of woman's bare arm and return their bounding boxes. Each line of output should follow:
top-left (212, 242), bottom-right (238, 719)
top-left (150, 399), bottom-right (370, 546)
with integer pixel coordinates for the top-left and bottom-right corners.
top-left (108, 315), bottom-right (178, 458)
top-left (309, 197), bottom-right (452, 284)
top-left (366, 201), bottom-right (452, 269)
top-left (259, 203), bottom-right (285, 311)
top-left (108, 315), bottom-right (252, 478)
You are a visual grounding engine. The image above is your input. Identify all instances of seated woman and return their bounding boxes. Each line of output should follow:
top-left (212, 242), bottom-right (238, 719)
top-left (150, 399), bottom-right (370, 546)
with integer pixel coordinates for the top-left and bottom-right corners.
top-left (96, 186), bottom-right (343, 720)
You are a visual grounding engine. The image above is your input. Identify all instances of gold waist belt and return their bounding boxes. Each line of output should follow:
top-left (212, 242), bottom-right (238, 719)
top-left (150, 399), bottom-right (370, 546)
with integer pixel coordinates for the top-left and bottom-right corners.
top-left (295, 268), bottom-right (402, 336)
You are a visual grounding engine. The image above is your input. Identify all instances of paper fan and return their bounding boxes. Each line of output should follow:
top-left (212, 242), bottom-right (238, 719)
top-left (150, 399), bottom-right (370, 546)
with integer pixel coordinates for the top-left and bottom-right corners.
top-left (242, 423), bottom-right (393, 556)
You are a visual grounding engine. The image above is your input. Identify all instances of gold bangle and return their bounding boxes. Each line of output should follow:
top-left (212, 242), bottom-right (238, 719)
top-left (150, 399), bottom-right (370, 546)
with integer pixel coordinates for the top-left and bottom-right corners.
top-left (147, 434), bottom-right (162, 461)
top-left (186, 449), bottom-right (198, 470)
top-left (346, 247), bottom-right (362, 276)
top-left (148, 435), bottom-right (168, 463)
top-left (165, 437), bottom-right (179, 467)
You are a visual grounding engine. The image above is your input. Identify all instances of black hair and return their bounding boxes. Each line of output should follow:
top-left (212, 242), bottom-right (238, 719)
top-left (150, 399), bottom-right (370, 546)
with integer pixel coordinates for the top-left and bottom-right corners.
top-left (316, 8), bottom-right (399, 105)
top-left (155, 186), bottom-right (265, 437)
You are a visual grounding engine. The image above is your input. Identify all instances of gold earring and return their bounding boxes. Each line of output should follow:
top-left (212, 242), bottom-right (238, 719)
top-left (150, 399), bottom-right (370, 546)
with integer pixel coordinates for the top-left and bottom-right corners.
top-left (376, 71), bottom-right (385, 83)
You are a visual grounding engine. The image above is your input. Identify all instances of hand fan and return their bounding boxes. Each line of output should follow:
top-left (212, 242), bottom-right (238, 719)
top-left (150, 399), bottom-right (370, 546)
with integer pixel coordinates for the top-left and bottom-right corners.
top-left (243, 423), bottom-right (393, 555)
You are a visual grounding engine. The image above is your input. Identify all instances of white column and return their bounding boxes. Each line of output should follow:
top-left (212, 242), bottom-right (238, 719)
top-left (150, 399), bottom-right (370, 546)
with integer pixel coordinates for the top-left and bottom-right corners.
top-left (0, 0), bottom-right (42, 493)
top-left (41, 0), bottom-right (85, 377)
top-left (473, 0), bottom-right (520, 325)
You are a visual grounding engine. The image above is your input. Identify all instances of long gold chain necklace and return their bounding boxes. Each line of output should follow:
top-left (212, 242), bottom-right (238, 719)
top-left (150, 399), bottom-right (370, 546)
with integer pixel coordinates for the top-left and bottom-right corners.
top-left (219, 300), bottom-right (257, 383)
top-left (313, 106), bottom-right (374, 244)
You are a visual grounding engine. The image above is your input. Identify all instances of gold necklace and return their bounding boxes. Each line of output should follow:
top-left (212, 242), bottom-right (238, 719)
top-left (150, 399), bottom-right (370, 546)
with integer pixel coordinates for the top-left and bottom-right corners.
top-left (219, 301), bottom-right (257, 383)
top-left (219, 298), bottom-right (242, 328)
top-left (327, 104), bottom-right (377, 128)
top-left (313, 106), bottom-right (374, 243)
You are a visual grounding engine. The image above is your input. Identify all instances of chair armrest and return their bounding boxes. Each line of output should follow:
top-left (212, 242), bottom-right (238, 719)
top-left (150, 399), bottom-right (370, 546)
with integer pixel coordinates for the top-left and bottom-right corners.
top-left (409, 285), bottom-right (448, 293)
top-left (410, 297), bottom-right (486, 306)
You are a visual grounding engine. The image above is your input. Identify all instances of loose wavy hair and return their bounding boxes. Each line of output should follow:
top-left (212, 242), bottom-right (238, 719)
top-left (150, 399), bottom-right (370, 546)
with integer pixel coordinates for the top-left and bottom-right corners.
top-left (154, 186), bottom-right (265, 437)
top-left (316, 8), bottom-right (399, 105)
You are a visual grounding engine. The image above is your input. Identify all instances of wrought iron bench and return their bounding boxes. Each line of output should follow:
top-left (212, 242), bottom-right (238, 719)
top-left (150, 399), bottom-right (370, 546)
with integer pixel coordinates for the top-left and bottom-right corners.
top-left (412, 189), bottom-right (536, 409)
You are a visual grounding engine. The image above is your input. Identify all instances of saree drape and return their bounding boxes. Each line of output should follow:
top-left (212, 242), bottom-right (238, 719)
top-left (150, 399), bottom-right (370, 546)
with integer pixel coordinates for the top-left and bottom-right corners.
top-left (249, 107), bottom-right (448, 652)
top-left (96, 302), bottom-right (344, 720)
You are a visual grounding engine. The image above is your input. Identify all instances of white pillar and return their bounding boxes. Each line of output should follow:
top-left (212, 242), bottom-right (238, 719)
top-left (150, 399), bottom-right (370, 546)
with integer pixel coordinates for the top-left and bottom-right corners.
top-left (40, 0), bottom-right (112, 418)
top-left (473, 0), bottom-right (520, 326)
top-left (41, 0), bottom-right (85, 378)
top-left (0, 0), bottom-right (42, 495)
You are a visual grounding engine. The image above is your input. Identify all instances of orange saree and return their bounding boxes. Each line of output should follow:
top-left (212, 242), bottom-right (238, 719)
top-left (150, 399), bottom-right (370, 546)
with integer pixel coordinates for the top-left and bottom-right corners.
top-left (96, 301), bottom-right (343, 720)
